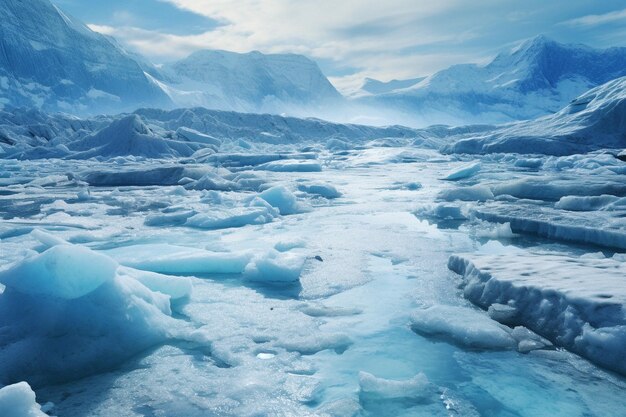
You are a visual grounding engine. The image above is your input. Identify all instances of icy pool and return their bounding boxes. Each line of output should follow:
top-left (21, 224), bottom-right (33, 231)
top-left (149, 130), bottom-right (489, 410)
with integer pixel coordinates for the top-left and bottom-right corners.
top-left (0, 146), bottom-right (625, 417)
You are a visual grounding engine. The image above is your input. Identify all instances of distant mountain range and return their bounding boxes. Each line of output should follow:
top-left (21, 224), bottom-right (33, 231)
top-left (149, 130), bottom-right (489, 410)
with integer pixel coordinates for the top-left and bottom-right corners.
top-left (0, 0), bottom-right (343, 117)
top-left (356, 35), bottom-right (626, 125)
top-left (2, 0), bottom-right (626, 128)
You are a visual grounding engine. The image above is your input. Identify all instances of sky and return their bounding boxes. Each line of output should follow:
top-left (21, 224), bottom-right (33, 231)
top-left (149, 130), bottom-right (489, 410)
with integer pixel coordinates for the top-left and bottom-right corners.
top-left (54, 0), bottom-right (626, 94)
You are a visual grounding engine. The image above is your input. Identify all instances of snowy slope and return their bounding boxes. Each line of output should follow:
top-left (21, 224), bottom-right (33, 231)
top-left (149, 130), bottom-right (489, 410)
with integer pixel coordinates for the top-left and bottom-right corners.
top-left (443, 75), bottom-right (626, 155)
top-left (0, 0), bottom-right (171, 115)
top-left (359, 36), bottom-right (626, 125)
top-left (158, 50), bottom-right (344, 115)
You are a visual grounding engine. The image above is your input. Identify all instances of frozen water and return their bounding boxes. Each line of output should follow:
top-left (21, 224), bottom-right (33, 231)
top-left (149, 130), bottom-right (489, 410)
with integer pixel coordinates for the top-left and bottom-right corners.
top-left (0, 101), bottom-right (625, 416)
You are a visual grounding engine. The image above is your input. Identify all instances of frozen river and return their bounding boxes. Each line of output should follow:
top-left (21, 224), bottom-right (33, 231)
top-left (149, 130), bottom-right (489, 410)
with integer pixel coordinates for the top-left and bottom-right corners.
top-left (0, 145), bottom-right (625, 416)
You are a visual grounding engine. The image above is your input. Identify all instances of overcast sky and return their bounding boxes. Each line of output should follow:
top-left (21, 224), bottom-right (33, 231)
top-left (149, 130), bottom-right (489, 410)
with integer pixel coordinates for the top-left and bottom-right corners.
top-left (54, 0), bottom-right (626, 93)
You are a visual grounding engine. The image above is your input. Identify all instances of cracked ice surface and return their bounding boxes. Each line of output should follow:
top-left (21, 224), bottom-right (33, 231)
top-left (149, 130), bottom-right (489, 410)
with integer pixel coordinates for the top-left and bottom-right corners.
top-left (0, 145), bottom-right (625, 417)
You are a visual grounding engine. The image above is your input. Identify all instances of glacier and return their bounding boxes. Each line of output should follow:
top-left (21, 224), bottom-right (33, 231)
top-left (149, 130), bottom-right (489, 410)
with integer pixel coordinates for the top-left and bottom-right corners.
top-left (1, 90), bottom-right (626, 415)
top-left (0, 1), bottom-right (625, 415)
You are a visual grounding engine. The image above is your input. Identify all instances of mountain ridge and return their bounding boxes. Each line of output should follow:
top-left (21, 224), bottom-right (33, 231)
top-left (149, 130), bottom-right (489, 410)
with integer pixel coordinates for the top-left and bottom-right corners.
top-left (357, 35), bottom-right (626, 125)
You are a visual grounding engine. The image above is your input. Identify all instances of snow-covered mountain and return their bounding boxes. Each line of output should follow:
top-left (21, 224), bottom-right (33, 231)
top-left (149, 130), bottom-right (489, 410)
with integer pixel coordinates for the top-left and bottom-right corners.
top-left (359, 36), bottom-right (626, 125)
top-left (156, 50), bottom-right (344, 115)
top-left (443, 75), bottom-right (626, 155)
top-left (0, 0), bottom-right (171, 115)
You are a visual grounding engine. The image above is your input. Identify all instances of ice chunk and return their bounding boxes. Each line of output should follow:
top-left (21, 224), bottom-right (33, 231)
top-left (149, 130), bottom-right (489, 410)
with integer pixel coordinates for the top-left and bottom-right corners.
top-left (416, 204), bottom-right (469, 220)
top-left (82, 166), bottom-right (211, 187)
top-left (0, 382), bottom-right (47, 417)
top-left (259, 186), bottom-right (302, 215)
top-left (358, 371), bottom-right (435, 401)
top-left (278, 333), bottom-right (352, 355)
top-left (0, 245), bottom-right (117, 300)
top-left (555, 195), bottom-right (622, 211)
top-left (274, 239), bottom-right (307, 252)
top-left (438, 185), bottom-right (494, 202)
top-left (475, 222), bottom-right (517, 239)
top-left (119, 267), bottom-right (192, 300)
top-left (0, 245), bottom-right (186, 385)
top-left (255, 160), bottom-right (322, 172)
top-left (176, 126), bottom-right (221, 147)
top-left (487, 303), bottom-right (517, 324)
top-left (244, 250), bottom-right (306, 283)
top-left (185, 172), bottom-right (239, 191)
top-left (442, 162), bottom-right (481, 181)
top-left (492, 176), bottom-right (626, 201)
top-left (186, 206), bottom-right (275, 230)
top-left (410, 305), bottom-right (516, 349)
top-left (514, 158), bottom-right (543, 169)
top-left (474, 203), bottom-right (626, 250)
top-left (104, 244), bottom-right (250, 275)
top-left (144, 210), bottom-right (196, 227)
top-left (30, 228), bottom-right (69, 249)
top-left (297, 183), bottom-right (342, 199)
top-left (510, 326), bottom-right (552, 353)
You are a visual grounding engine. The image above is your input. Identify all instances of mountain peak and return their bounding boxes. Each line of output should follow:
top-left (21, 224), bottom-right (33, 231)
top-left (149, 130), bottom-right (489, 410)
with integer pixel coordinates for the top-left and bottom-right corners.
top-left (507, 35), bottom-right (559, 58)
top-left (162, 49), bottom-right (343, 113)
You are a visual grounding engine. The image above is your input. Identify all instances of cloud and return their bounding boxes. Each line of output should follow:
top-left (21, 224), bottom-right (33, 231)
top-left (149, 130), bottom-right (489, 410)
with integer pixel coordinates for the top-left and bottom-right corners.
top-left (90, 1), bottom-right (499, 75)
top-left (86, 0), bottom-right (626, 89)
top-left (561, 8), bottom-right (626, 27)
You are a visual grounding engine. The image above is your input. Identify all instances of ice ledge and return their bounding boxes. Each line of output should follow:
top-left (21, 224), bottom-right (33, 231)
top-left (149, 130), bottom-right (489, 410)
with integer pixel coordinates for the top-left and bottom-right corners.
top-left (448, 251), bottom-right (626, 375)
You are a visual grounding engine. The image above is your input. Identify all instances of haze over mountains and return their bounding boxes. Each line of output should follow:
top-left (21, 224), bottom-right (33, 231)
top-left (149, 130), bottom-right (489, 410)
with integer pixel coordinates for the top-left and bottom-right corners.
top-left (156, 49), bottom-right (344, 115)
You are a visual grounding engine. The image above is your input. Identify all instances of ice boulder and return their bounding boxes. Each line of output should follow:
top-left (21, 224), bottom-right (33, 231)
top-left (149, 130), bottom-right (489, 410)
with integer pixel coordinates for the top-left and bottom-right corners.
top-left (297, 183), bottom-right (342, 199)
top-left (104, 244), bottom-right (250, 275)
top-left (438, 185), bottom-right (494, 202)
top-left (259, 186), bottom-right (303, 215)
top-left (0, 382), bottom-right (48, 417)
top-left (244, 250), bottom-right (306, 283)
top-left (442, 162), bottom-right (481, 181)
top-left (176, 127), bottom-right (222, 148)
top-left (186, 206), bottom-right (276, 230)
top-left (410, 305), bottom-right (516, 350)
top-left (0, 245), bottom-right (116, 300)
top-left (0, 245), bottom-right (187, 386)
top-left (358, 372), bottom-right (435, 401)
top-left (255, 160), bottom-right (322, 172)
